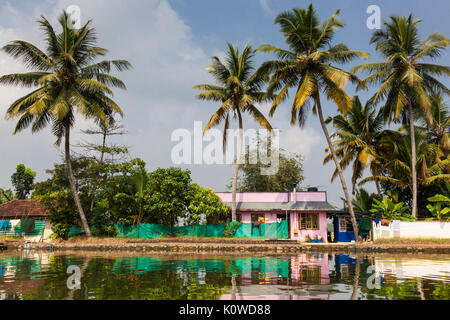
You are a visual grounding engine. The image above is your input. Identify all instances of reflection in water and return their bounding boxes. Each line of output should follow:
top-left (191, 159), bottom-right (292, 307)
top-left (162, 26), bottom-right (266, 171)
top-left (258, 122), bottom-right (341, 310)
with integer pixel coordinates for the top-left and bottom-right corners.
top-left (0, 251), bottom-right (449, 300)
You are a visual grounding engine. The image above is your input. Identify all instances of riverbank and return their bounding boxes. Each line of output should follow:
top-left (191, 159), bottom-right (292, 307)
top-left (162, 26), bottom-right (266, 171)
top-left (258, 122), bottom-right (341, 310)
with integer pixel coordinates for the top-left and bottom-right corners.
top-left (2, 237), bottom-right (450, 254)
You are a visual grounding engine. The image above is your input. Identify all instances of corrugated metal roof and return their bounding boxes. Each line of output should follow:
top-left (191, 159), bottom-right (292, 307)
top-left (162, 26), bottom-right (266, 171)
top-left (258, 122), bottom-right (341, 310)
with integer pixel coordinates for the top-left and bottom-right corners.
top-left (225, 201), bottom-right (336, 212)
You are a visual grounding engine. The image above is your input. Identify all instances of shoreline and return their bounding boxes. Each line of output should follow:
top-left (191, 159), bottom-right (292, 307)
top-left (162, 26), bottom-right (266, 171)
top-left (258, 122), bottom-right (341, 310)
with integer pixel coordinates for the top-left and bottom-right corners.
top-left (2, 238), bottom-right (450, 255)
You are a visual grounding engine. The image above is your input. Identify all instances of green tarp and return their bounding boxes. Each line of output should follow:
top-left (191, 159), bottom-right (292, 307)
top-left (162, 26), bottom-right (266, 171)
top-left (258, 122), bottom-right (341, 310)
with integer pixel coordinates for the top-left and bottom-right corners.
top-left (113, 221), bottom-right (289, 240)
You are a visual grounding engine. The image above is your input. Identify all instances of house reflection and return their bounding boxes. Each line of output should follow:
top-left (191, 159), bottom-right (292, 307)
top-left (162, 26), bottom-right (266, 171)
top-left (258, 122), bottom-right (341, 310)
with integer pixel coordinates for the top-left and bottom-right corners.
top-left (220, 254), bottom-right (330, 300)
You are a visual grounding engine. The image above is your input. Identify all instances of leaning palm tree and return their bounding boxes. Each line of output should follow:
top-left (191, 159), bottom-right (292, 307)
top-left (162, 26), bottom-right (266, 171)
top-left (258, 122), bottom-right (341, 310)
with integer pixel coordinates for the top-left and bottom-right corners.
top-left (194, 44), bottom-right (273, 222)
top-left (0, 12), bottom-right (131, 237)
top-left (257, 4), bottom-right (369, 241)
top-left (324, 96), bottom-right (385, 194)
top-left (352, 15), bottom-right (450, 217)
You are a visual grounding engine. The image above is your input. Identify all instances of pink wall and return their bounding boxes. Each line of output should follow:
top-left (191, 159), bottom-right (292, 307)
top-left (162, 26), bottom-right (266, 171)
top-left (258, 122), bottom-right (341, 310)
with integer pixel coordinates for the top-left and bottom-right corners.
top-left (289, 211), bottom-right (327, 242)
top-left (216, 192), bottom-right (327, 203)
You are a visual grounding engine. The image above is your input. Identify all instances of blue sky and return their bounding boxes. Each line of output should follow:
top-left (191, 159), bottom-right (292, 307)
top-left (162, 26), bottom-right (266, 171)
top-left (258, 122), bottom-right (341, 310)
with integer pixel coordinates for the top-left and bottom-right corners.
top-left (0, 0), bottom-right (449, 206)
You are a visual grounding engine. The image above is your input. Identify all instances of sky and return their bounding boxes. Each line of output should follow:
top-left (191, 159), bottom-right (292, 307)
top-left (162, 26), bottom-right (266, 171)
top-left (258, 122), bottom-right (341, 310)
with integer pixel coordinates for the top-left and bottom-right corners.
top-left (0, 0), bottom-right (449, 206)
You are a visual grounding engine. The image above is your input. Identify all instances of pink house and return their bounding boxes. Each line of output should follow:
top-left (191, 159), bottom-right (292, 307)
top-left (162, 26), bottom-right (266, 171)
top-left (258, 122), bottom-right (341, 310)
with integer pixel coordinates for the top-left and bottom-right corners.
top-left (216, 190), bottom-right (335, 242)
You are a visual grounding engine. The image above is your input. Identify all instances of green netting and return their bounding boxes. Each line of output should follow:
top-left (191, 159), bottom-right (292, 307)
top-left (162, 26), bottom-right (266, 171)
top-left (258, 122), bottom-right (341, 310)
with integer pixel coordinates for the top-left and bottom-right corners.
top-left (69, 221), bottom-right (289, 240)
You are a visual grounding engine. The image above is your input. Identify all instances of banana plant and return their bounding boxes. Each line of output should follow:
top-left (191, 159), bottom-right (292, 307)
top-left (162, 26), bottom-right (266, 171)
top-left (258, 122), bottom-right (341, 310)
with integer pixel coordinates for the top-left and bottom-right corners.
top-left (426, 194), bottom-right (450, 221)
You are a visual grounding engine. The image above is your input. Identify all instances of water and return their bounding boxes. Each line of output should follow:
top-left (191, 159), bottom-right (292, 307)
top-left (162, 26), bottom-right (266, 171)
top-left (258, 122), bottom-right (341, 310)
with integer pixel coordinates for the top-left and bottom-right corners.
top-left (0, 251), bottom-right (449, 300)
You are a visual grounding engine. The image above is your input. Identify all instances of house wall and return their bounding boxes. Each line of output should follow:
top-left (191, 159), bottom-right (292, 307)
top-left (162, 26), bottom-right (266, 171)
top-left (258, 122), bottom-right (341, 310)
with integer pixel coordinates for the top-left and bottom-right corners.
top-left (289, 211), bottom-right (327, 242)
top-left (373, 221), bottom-right (450, 239)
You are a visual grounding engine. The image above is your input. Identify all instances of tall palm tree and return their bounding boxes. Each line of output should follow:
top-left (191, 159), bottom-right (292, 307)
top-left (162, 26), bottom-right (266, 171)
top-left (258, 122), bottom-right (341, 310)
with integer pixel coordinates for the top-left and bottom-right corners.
top-left (359, 131), bottom-right (450, 194)
top-left (257, 4), bottom-right (369, 241)
top-left (324, 96), bottom-right (384, 194)
top-left (352, 15), bottom-right (450, 217)
top-left (0, 12), bottom-right (131, 237)
top-left (194, 44), bottom-right (273, 222)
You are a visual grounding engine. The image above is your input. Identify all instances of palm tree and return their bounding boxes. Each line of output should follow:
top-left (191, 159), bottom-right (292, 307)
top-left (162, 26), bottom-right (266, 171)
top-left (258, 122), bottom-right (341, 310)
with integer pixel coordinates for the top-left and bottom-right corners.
top-left (416, 93), bottom-right (450, 161)
top-left (257, 4), bottom-right (369, 241)
top-left (359, 131), bottom-right (450, 195)
top-left (352, 188), bottom-right (378, 213)
top-left (194, 44), bottom-right (273, 222)
top-left (352, 15), bottom-right (450, 217)
top-left (324, 96), bottom-right (385, 194)
top-left (0, 12), bottom-right (131, 237)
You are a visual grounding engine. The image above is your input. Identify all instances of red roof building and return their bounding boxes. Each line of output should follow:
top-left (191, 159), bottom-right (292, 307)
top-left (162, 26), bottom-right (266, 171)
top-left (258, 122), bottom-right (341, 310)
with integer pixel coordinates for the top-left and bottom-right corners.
top-left (0, 200), bottom-right (48, 219)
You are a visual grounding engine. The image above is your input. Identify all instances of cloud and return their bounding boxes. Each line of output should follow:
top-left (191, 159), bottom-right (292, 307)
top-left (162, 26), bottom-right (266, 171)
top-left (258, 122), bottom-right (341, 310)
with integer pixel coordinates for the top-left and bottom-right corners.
top-left (259, 0), bottom-right (274, 16)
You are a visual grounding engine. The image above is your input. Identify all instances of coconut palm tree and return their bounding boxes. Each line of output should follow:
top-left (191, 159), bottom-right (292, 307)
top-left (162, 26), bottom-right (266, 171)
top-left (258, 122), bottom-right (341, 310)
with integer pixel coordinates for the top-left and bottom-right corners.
top-left (193, 43), bottom-right (273, 222)
top-left (0, 11), bottom-right (131, 237)
top-left (359, 131), bottom-right (450, 195)
top-left (324, 96), bottom-right (385, 194)
top-left (257, 4), bottom-right (369, 241)
top-left (352, 15), bottom-right (450, 217)
top-left (416, 93), bottom-right (450, 161)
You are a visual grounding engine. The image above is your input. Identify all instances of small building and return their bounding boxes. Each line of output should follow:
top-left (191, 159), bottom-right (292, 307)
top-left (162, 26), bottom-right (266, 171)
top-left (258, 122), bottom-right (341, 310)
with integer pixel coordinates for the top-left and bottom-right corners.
top-left (0, 200), bottom-right (50, 241)
top-left (0, 200), bottom-right (48, 220)
top-left (216, 190), bottom-right (335, 242)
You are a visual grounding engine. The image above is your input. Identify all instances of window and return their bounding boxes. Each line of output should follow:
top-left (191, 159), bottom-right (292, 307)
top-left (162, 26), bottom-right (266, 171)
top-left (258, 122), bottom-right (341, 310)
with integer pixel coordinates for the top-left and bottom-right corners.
top-left (299, 213), bottom-right (319, 230)
top-left (339, 218), bottom-right (354, 232)
top-left (251, 214), bottom-right (265, 223)
top-left (236, 214), bottom-right (242, 222)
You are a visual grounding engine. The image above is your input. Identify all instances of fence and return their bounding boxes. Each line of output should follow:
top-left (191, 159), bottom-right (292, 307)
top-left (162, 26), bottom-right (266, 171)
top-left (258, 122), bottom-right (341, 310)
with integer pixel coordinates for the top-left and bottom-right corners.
top-left (373, 220), bottom-right (450, 239)
top-left (68, 221), bottom-right (290, 240)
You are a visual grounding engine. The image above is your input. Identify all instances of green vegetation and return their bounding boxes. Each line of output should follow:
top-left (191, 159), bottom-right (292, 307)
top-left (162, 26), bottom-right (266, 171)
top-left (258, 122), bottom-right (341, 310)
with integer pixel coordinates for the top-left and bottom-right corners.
top-left (11, 164), bottom-right (36, 199)
top-left (0, 11), bottom-right (131, 237)
top-left (0, 4), bottom-right (448, 239)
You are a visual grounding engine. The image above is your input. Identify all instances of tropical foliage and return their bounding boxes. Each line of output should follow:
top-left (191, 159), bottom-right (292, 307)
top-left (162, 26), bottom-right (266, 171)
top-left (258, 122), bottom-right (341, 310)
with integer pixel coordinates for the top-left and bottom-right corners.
top-left (426, 194), bottom-right (450, 221)
top-left (352, 14), bottom-right (450, 217)
top-left (369, 191), bottom-right (415, 221)
top-left (0, 11), bottom-right (132, 237)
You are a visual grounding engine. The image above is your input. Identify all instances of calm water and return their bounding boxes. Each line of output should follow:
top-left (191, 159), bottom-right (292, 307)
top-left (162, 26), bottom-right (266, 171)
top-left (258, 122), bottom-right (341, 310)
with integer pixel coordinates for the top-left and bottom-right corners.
top-left (0, 251), bottom-right (449, 300)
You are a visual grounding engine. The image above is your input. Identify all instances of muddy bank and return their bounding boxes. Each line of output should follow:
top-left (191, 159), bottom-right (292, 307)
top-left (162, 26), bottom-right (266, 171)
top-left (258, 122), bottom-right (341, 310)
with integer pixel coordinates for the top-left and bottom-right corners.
top-left (2, 239), bottom-right (450, 254)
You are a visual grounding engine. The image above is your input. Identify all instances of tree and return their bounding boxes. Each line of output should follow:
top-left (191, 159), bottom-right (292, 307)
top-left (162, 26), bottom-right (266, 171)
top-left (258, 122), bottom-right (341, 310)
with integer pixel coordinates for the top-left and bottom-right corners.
top-left (352, 14), bottom-right (450, 217)
top-left (11, 164), bottom-right (36, 199)
top-left (187, 184), bottom-right (230, 225)
top-left (231, 139), bottom-right (304, 192)
top-left (0, 11), bottom-right (131, 237)
top-left (75, 117), bottom-right (128, 214)
top-left (324, 96), bottom-right (384, 194)
top-left (257, 4), bottom-right (368, 241)
top-left (352, 188), bottom-right (378, 212)
top-left (416, 93), bottom-right (450, 161)
top-left (0, 188), bottom-right (15, 204)
top-left (359, 131), bottom-right (450, 212)
top-left (193, 43), bottom-right (273, 222)
top-left (144, 167), bottom-right (192, 227)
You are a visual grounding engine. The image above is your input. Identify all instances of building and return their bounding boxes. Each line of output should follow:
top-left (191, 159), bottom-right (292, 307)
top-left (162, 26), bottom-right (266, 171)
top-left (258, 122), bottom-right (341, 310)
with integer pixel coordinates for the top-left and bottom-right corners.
top-left (0, 200), bottom-right (51, 242)
top-left (0, 200), bottom-right (48, 220)
top-left (216, 190), bottom-right (335, 242)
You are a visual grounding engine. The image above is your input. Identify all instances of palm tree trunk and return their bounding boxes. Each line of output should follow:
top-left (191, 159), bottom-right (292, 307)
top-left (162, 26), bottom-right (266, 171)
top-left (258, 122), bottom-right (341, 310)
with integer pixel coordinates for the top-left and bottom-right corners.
top-left (65, 123), bottom-right (92, 237)
top-left (351, 256), bottom-right (361, 300)
top-left (231, 108), bottom-right (244, 222)
top-left (409, 103), bottom-right (418, 218)
top-left (316, 94), bottom-right (361, 242)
